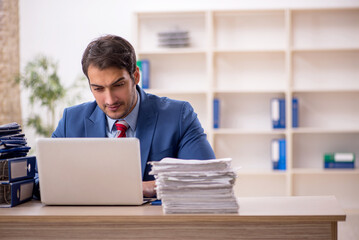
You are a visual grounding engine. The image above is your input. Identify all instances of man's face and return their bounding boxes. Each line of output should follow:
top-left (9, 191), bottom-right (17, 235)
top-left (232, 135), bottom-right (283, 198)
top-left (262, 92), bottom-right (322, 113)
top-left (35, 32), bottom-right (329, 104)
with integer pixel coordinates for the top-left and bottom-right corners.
top-left (88, 64), bottom-right (140, 119)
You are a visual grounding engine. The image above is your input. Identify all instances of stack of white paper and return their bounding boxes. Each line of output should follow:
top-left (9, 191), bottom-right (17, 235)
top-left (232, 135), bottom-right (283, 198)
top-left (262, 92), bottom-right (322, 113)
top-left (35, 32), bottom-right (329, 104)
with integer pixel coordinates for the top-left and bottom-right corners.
top-left (149, 158), bottom-right (239, 214)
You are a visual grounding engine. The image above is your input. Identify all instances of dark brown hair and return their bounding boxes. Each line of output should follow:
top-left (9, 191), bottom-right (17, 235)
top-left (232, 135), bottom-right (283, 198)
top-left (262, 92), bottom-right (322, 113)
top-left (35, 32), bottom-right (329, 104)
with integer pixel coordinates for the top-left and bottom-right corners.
top-left (81, 35), bottom-right (137, 80)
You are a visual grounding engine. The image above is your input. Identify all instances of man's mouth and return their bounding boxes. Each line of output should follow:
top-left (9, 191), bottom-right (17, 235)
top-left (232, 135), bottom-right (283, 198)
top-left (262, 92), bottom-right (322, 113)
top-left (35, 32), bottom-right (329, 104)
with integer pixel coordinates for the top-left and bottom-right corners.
top-left (107, 104), bottom-right (121, 111)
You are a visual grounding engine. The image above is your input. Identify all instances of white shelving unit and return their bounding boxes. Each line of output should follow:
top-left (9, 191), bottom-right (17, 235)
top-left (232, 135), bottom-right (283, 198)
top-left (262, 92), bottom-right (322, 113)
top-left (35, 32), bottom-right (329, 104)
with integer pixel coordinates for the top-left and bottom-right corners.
top-left (134, 8), bottom-right (359, 210)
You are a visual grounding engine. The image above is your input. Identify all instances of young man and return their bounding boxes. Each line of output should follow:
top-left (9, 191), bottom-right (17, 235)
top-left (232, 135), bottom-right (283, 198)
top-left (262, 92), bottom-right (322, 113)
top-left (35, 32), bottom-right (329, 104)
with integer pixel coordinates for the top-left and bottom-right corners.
top-left (51, 35), bottom-right (215, 197)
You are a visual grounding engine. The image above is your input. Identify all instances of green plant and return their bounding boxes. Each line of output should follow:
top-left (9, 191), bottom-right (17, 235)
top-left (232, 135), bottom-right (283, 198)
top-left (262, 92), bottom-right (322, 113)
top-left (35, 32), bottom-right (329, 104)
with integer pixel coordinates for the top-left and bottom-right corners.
top-left (16, 55), bottom-right (85, 137)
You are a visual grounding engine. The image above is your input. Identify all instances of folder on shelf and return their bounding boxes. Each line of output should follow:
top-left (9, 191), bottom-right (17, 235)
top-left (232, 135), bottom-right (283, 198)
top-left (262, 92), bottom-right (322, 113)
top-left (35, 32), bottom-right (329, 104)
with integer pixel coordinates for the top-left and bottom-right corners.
top-left (324, 152), bottom-right (355, 169)
top-left (213, 98), bottom-right (220, 129)
top-left (324, 162), bottom-right (355, 169)
top-left (0, 156), bottom-right (36, 182)
top-left (292, 98), bottom-right (299, 128)
top-left (271, 98), bottom-right (299, 129)
top-left (271, 139), bottom-right (286, 170)
top-left (271, 98), bottom-right (285, 129)
top-left (0, 178), bottom-right (34, 207)
top-left (136, 60), bottom-right (143, 88)
top-left (137, 59), bottom-right (150, 89)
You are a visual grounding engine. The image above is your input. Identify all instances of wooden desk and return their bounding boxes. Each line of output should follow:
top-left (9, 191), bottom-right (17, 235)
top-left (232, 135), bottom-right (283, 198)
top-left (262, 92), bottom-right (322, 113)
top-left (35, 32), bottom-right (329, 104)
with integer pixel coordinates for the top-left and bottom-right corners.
top-left (0, 196), bottom-right (345, 240)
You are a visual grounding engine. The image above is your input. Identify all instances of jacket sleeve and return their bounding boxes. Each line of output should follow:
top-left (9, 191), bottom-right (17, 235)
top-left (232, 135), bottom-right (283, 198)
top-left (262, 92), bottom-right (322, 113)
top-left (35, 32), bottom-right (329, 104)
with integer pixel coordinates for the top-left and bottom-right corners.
top-left (177, 102), bottom-right (215, 160)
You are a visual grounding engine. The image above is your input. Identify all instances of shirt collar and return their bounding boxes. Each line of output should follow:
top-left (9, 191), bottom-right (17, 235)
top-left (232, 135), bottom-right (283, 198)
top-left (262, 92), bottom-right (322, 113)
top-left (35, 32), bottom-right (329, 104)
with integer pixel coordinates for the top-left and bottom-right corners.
top-left (106, 89), bottom-right (140, 132)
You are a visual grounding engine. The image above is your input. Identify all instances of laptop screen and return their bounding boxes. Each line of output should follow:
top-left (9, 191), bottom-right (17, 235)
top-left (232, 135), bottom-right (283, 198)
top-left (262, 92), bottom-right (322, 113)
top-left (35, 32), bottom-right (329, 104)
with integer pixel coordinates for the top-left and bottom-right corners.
top-left (36, 138), bottom-right (143, 205)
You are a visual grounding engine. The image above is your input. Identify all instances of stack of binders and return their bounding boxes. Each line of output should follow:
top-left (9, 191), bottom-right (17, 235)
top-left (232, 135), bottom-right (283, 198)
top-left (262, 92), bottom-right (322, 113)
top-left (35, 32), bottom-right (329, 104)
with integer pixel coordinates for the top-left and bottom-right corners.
top-left (150, 158), bottom-right (239, 214)
top-left (324, 152), bottom-right (355, 169)
top-left (271, 98), bottom-right (298, 129)
top-left (157, 30), bottom-right (190, 48)
top-left (0, 122), bottom-right (36, 207)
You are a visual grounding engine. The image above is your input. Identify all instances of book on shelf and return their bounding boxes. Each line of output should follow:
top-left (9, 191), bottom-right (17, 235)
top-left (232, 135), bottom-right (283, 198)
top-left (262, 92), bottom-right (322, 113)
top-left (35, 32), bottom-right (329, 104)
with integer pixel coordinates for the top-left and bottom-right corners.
top-left (136, 59), bottom-right (150, 89)
top-left (324, 152), bottom-right (355, 169)
top-left (271, 98), bottom-right (299, 129)
top-left (0, 122), bottom-right (36, 207)
top-left (271, 138), bottom-right (286, 170)
top-left (213, 98), bottom-right (220, 129)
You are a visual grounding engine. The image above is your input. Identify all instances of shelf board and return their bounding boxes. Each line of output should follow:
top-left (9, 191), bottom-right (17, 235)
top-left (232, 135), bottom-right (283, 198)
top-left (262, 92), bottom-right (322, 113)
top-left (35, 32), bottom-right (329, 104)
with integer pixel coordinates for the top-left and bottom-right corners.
top-left (292, 128), bottom-right (359, 134)
top-left (236, 169), bottom-right (287, 176)
top-left (145, 89), bottom-right (208, 95)
top-left (136, 10), bottom-right (207, 16)
top-left (291, 7), bottom-right (359, 12)
top-left (213, 128), bottom-right (286, 135)
top-left (292, 47), bottom-right (359, 52)
top-left (138, 49), bottom-right (206, 55)
top-left (292, 168), bottom-right (359, 175)
top-left (215, 89), bottom-right (286, 94)
top-left (292, 89), bottom-right (359, 93)
top-left (214, 49), bottom-right (286, 54)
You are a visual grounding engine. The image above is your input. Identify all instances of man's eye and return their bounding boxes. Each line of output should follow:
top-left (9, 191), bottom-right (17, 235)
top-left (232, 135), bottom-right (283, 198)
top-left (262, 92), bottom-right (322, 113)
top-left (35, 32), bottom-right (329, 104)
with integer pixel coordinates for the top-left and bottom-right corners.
top-left (93, 87), bottom-right (104, 92)
top-left (114, 83), bottom-right (125, 87)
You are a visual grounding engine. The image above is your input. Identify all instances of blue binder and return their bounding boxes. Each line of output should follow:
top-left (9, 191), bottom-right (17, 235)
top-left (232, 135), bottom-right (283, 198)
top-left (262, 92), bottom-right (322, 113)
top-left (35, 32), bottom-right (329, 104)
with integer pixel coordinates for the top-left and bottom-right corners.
top-left (271, 139), bottom-right (286, 170)
top-left (0, 178), bottom-right (34, 207)
top-left (213, 98), bottom-right (220, 129)
top-left (139, 59), bottom-right (150, 89)
top-left (0, 156), bottom-right (36, 182)
top-left (0, 122), bottom-right (22, 137)
top-left (271, 98), bottom-right (285, 129)
top-left (324, 162), bottom-right (355, 169)
top-left (292, 98), bottom-right (299, 128)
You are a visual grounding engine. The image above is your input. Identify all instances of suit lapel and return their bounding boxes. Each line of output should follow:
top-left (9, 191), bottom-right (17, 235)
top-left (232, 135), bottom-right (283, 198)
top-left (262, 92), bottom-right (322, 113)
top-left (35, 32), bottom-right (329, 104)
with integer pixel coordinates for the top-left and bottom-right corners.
top-left (136, 87), bottom-right (158, 177)
top-left (85, 105), bottom-right (107, 137)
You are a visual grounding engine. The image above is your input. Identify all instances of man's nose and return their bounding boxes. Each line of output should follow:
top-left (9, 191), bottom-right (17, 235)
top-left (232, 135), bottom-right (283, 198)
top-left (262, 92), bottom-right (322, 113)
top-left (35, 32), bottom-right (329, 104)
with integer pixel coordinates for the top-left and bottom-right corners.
top-left (104, 89), bottom-right (116, 105)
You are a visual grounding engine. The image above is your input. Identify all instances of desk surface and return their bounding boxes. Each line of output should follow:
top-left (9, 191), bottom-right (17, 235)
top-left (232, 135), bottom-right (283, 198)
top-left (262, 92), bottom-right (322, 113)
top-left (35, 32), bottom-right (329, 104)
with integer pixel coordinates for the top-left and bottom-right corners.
top-left (0, 196), bottom-right (346, 240)
top-left (0, 196), bottom-right (346, 222)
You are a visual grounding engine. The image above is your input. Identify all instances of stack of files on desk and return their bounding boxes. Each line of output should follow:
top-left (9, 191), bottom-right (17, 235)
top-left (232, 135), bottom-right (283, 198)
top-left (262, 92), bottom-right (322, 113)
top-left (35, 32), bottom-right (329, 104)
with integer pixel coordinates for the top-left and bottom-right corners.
top-left (150, 158), bottom-right (239, 214)
top-left (0, 122), bottom-right (36, 207)
top-left (0, 122), bottom-right (30, 159)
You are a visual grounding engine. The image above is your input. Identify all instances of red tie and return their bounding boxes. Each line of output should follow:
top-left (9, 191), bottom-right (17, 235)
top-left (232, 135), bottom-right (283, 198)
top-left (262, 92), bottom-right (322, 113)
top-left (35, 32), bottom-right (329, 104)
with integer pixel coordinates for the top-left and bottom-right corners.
top-left (115, 120), bottom-right (129, 138)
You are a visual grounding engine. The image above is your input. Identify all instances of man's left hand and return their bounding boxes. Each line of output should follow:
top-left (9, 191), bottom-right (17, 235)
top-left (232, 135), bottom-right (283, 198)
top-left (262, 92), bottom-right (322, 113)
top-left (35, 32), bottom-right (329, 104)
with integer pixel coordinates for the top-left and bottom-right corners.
top-left (142, 180), bottom-right (156, 198)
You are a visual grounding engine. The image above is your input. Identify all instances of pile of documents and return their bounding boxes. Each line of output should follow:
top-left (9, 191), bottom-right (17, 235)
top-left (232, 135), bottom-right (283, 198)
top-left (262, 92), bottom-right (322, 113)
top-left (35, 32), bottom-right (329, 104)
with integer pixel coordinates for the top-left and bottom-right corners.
top-left (0, 122), bottom-right (36, 207)
top-left (0, 122), bottom-right (30, 158)
top-left (157, 30), bottom-right (190, 48)
top-left (150, 158), bottom-right (239, 214)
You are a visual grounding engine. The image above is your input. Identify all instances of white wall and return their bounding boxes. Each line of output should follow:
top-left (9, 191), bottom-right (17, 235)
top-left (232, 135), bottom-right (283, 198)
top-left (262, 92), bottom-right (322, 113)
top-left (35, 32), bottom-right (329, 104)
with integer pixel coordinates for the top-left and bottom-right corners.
top-left (19, 0), bottom-right (359, 147)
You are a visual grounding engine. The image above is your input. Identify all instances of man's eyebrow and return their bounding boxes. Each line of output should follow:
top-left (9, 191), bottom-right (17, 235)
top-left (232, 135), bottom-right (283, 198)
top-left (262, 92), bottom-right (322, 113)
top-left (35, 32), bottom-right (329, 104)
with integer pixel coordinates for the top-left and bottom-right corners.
top-left (90, 77), bottom-right (125, 88)
top-left (90, 83), bottom-right (103, 88)
top-left (111, 77), bottom-right (125, 86)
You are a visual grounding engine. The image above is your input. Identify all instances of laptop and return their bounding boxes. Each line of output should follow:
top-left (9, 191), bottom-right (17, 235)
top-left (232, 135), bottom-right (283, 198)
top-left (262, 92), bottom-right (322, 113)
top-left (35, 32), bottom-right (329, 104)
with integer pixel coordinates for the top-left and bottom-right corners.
top-left (36, 138), bottom-right (144, 205)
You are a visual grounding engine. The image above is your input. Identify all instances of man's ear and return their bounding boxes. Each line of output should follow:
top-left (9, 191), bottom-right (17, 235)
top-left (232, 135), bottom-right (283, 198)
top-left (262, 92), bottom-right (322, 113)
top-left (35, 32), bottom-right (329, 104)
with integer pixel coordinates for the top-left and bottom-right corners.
top-left (134, 66), bottom-right (140, 85)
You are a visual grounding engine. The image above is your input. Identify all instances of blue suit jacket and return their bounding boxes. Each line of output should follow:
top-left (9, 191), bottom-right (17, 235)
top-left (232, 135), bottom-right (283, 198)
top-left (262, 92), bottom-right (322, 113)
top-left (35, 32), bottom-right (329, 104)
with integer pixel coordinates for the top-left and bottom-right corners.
top-left (51, 86), bottom-right (215, 181)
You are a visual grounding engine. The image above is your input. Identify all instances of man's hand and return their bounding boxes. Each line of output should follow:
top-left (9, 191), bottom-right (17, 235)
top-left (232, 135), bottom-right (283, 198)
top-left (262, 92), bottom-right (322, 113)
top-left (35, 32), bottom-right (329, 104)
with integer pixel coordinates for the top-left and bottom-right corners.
top-left (142, 180), bottom-right (156, 198)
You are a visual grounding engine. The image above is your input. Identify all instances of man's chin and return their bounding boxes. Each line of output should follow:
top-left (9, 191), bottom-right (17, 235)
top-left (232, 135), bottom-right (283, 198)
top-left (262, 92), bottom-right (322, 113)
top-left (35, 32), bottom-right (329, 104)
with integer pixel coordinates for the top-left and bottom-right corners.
top-left (105, 111), bottom-right (125, 120)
